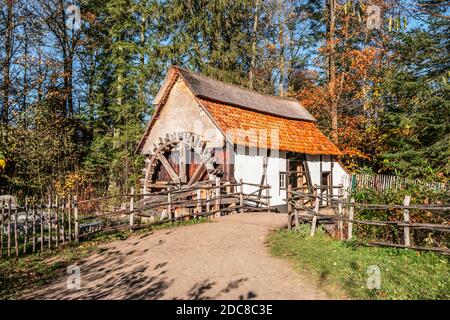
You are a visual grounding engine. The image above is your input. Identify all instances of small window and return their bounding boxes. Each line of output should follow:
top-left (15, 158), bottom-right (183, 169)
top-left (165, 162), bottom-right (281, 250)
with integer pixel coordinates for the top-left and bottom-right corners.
top-left (279, 172), bottom-right (287, 190)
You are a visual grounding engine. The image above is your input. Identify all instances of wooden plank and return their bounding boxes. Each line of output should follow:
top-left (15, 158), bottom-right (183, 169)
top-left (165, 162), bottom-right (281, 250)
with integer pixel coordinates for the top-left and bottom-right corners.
top-left (74, 195), bottom-right (79, 243)
top-left (310, 186), bottom-right (319, 236)
top-left (338, 186), bottom-right (344, 239)
top-left (68, 194), bottom-right (72, 242)
top-left (129, 187), bottom-right (135, 230)
top-left (403, 195), bottom-right (411, 247)
top-left (0, 199), bottom-right (4, 257)
top-left (347, 198), bottom-right (355, 240)
top-left (55, 195), bottom-right (59, 248)
top-left (23, 197), bottom-right (28, 254)
top-left (48, 196), bottom-right (52, 249)
top-left (14, 206), bottom-right (18, 256)
top-left (7, 198), bottom-right (11, 256)
top-left (179, 143), bottom-right (187, 183)
top-left (61, 197), bottom-right (65, 244)
top-left (239, 179), bottom-right (244, 213)
top-left (32, 200), bottom-right (36, 253)
top-left (187, 164), bottom-right (206, 186)
top-left (368, 242), bottom-right (450, 255)
top-left (40, 200), bottom-right (44, 251)
top-left (156, 153), bottom-right (180, 183)
top-left (167, 191), bottom-right (172, 219)
top-left (215, 177), bottom-right (221, 217)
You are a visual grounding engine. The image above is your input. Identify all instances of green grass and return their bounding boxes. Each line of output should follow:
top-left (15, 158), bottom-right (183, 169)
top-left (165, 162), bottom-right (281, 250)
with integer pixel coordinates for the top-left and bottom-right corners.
top-left (0, 217), bottom-right (209, 299)
top-left (268, 226), bottom-right (450, 300)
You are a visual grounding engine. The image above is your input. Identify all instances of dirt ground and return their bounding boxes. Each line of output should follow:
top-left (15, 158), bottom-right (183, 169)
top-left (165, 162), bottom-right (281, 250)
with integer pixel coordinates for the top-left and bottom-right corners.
top-left (24, 213), bottom-right (330, 300)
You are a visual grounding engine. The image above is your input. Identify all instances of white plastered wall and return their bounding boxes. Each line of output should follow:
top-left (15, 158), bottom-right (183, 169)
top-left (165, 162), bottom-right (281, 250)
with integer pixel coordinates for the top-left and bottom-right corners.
top-left (233, 149), bottom-right (287, 206)
top-left (305, 154), bottom-right (348, 188)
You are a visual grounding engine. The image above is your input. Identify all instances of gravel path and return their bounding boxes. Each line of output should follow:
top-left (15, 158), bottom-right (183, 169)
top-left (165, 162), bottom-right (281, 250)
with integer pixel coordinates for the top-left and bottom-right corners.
top-left (26, 213), bottom-right (329, 300)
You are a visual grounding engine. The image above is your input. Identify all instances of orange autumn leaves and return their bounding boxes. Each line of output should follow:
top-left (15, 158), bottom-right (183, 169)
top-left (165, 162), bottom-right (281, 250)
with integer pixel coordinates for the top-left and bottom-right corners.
top-left (296, 46), bottom-right (386, 171)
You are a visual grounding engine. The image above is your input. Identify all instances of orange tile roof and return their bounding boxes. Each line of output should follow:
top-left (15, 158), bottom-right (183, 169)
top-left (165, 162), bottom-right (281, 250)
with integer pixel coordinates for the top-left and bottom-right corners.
top-left (199, 99), bottom-right (342, 155)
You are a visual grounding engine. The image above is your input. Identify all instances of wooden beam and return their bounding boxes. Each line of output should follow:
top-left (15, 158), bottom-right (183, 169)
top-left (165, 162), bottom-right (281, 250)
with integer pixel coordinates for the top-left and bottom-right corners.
top-left (179, 143), bottom-right (187, 183)
top-left (187, 164), bottom-right (207, 186)
top-left (156, 153), bottom-right (181, 183)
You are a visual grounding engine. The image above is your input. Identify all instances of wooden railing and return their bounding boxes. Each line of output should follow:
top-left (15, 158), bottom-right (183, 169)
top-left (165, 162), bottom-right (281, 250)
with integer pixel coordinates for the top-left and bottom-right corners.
top-left (0, 179), bottom-right (271, 258)
top-left (286, 185), bottom-right (450, 255)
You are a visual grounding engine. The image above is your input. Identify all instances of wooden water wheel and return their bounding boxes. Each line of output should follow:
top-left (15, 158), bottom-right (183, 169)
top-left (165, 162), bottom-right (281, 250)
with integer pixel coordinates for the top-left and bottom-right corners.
top-left (140, 132), bottom-right (223, 194)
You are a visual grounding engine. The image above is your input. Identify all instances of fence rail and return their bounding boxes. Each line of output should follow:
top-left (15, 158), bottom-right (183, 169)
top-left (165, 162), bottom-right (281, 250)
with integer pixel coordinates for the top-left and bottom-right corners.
top-left (0, 179), bottom-right (271, 259)
top-left (286, 184), bottom-right (450, 255)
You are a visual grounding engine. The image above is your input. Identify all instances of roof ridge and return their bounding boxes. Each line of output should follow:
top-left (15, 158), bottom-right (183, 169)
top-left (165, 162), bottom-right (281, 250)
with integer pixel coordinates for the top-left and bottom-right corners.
top-left (172, 65), bottom-right (301, 104)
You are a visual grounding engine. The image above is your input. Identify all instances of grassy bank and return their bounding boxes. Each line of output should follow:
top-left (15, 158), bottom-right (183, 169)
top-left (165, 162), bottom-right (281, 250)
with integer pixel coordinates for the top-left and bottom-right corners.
top-left (268, 226), bottom-right (449, 300)
top-left (0, 217), bottom-right (209, 299)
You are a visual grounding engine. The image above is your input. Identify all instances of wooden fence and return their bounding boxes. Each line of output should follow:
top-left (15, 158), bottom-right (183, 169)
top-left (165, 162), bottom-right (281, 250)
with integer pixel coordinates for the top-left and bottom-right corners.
top-left (343, 173), bottom-right (447, 193)
top-left (0, 179), bottom-right (271, 258)
top-left (287, 184), bottom-right (450, 255)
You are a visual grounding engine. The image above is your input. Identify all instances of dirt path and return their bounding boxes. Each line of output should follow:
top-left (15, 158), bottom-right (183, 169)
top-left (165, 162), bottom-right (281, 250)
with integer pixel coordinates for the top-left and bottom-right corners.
top-left (25, 213), bottom-right (329, 300)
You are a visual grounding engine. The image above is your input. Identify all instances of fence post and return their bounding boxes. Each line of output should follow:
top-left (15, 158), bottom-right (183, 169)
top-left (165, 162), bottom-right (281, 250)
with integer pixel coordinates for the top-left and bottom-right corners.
top-left (196, 189), bottom-right (202, 214)
top-left (206, 185), bottom-right (211, 214)
top-left (74, 195), bottom-right (79, 243)
top-left (32, 198), bottom-right (36, 253)
top-left (0, 199), bottom-right (3, 257)
top-left (48, 196), bottom-right (52, 249)
top-left (266, 185), bottom-right (271, 212)
top-left (14, 204), bottom-right (18, 257)
top-left (129, 187), bottom-right (135, 231)
top-left (23, 197), bottom-right (29, 254)
top-left (347, 198), bottom-right (355, 240)
top-left (68, 194), bottom-right (72, 242)
top-left (239, 179), bottom-right (244, 213)
top-left (7, 198), bottom-right (11, 257)
top-left (310, 185), bottom-right (319, 237)
top-left (287, 184), bottom-right (292, 230)
top-left (338, 185), bottom-right (344, 240)
top-left (403, 195), bottom-right (411, 247)
top-left (167, 190), bottom-right (172, 220)
top-left (39, 199), bottom-right (44, 251)
top-left (55, 194), bottom-right (59, 248)
top-left (215, 177), bottom-right (221, 217)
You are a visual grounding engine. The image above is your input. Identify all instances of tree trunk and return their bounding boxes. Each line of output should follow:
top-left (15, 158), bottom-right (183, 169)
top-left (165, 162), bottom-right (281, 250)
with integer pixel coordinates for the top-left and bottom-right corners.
top-left (328, 0), bottom-right (338, 143)
top-left (249, 0), bottom-right (260, 89)
top-left (1, 0), bottom-right (14, 129)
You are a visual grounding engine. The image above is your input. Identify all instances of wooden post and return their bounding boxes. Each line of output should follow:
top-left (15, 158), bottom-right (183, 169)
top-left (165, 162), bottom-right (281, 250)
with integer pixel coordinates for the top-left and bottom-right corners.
top-left (23, 197), bottom-right (29, 254)
top-left (167, 190), bottom-right (172, 220)
top-left (287, 184), bottom-right (292, 229)
top-left (7, 198), bottom-right (11, 257)
top-left (215, 177), bottom-right (221, 217)
top-left (68, 194), bottom-right (72, 242)
top-left (40, 200), bottom-right (44, 251)
top-left (266, 185), bottom-right (271, 212)
top-left (55, 195), bottom-right (59, 248)
top-left (0, 200), bottom-right (4, 257)
top-left (338, 185), bottom-right (344, 239)
top-left (48, 196), bottom-right (52, 249)
top-left (196, 189), bottom-right (202, 213)
top-left (14, 205), bottom-right (18, 257)
top-left (129, 187), bottom-right (135, 230)
top-left (310, 185), bottom-right (319, 237)
top-left (403, 195), bottom-right (411, 247)
top-left (239, 179), bottom-right (244, 213)
top-left (206, 186), bottom-right (211, 214)
top-left (61, 197), bottom-right (65, 244)
top-left (73, 195), bottom-right (79, 243)
top-left (347, 198), bottom-right (355, 240)
top-left (32, 199), bottom-right (36, 253)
